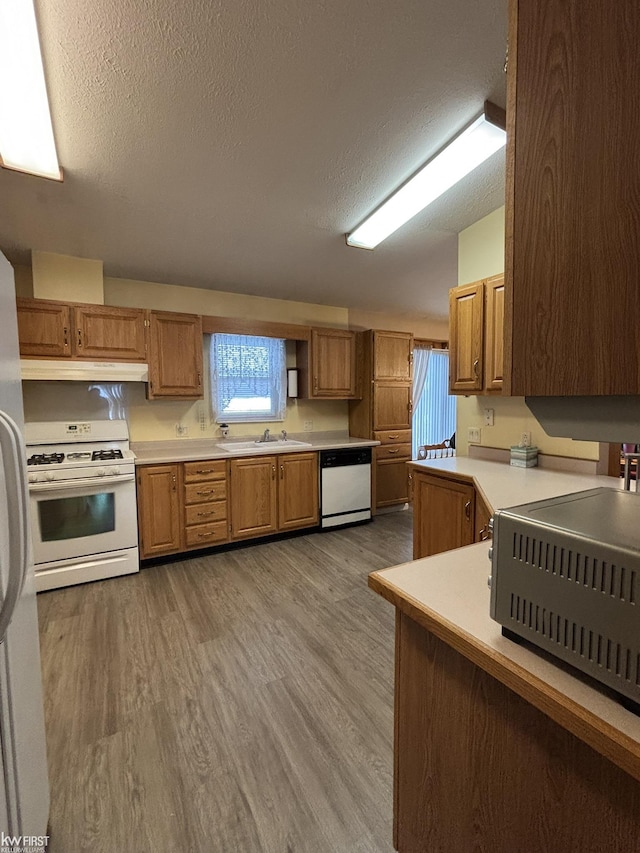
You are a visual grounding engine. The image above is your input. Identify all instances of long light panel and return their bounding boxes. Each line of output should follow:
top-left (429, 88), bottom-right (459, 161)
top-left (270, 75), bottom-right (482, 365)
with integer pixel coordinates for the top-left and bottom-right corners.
top-left (0, 0), bottom-right (62, 180)
top-left (346, 104), bottom-right (505, 250)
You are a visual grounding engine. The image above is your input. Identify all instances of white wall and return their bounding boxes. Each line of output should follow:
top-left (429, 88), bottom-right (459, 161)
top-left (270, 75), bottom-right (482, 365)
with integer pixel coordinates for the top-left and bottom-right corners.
top-left (456, 207), bottom-right (599, 461)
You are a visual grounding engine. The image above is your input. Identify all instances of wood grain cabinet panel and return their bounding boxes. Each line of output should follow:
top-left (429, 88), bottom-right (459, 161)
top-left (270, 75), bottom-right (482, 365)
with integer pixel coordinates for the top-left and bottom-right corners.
top-left (277, 452), bottom-right (319, 530)
top-left (412, 471), bottom-right (475, 558)
top-left (372, 383), bottom-right (412, 431)
top-left (483, 274), bottom-right (504, 393)
top-left (296, 328), bottom-right (359, 399)
top-left (74, 305), bottom-right (147, 361)
top-left (449, 282), bottom-right (484, 394)
top-left (148, 311), bottom-right (203, 399)
top-left (17, 298), bottom-right (71, 358)
top-left (376, 458), bottom-right (410, 508)
top-left (136, 464), bottom-right (182, 558)
top-left (229, 456), bottom-right (278, 539)
top-left (373, 331), bottom-right (413, 381)
top-left (505, 0), bottom-right (640, 396)
top-left (184, 481), bottom-right (227, 505)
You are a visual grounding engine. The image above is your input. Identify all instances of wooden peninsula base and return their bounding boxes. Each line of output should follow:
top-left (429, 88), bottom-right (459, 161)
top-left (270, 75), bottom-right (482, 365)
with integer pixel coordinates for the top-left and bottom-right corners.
top-left (393, 610), bottom-right (640, 853)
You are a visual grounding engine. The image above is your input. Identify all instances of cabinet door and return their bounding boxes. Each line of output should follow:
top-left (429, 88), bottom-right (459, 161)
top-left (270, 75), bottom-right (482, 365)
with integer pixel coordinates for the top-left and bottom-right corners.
top-left (412, 472), bottom-right (475, 559)
top-left (483, 275), bottom-right (504, 393)
top-left (311, 329), bottom-right (357, 398)
top-left (373, 331), bottom-right (413, 381)
top-left (278, 452), bottom-right (318, 530)
top-left (376, 457), bottom-right (410, 508)
top-left (137, 465), bottom-right (181, 558)
top-left (16, 298), bottom-right (71, 358)
top-left (74, 305), bottom-right (147, 361)
top-left (449, 283), bottom-right (484, 394)
top-left (506, 1), bottom-right (640, 396)
top-left (229, 456), bottom-right (278, 539)
top-left (373, 382), bottom-right (412, 431)
top-left (475, 491), bottom-right (492, 543)
top-left (148, 311), bottom-right (203, 398)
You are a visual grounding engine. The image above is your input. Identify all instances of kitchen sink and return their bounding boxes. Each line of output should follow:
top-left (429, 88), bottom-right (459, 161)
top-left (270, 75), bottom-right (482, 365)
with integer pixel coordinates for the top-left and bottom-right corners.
top-left (215, 439), bottom-right (313, 452)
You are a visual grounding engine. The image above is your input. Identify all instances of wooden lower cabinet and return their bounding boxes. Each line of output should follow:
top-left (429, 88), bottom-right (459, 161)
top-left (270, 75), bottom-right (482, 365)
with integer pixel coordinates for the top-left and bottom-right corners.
top-left (475, 490), bottom-right (492, 542)
top-left (376, 456), bottom-right (411, 508)
top-left (137, 464), bottom-right (181, 558)
top-left (230, 452), bottom-right (319, 539)
top-left (229, 456), bottom-right (278, 539)
top-left (277, 452), bottom-right (319, 530)
top-left (393, 611), bottom-right (640, 853)
top-left (137, 452), bottom-right (320, 559)
top-left (412, 469), bottom-right (475, 558)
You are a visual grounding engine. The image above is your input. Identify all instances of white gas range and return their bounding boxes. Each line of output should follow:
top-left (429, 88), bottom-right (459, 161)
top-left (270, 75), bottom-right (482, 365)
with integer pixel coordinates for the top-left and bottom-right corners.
top-left (24, 420), bottom-right (139, 592)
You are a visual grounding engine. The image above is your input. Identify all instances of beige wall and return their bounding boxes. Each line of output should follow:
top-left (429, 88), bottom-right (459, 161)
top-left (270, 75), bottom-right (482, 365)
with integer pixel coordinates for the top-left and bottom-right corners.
top-left (32, 251), bottom-right (104, 303)
top-left (349, 308), bottom-right (448, 340)
top-left (456, 208), bottom-right (599, 461)
top-left (104, 277), bottom-right (348, 328)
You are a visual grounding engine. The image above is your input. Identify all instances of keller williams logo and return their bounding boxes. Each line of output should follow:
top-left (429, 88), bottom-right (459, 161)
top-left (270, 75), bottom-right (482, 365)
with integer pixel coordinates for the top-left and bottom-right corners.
top-left (0, 833), bottom-right (50, 853)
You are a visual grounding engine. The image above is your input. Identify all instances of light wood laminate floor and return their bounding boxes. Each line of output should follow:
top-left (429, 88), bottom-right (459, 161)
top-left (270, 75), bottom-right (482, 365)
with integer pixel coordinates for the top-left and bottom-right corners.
top-left (37, 510), bottom-right (413, 853)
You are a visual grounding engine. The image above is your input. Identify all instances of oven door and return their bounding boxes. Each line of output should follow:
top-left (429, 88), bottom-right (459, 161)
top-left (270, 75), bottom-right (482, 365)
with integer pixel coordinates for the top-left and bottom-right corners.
top-left (28, 474), bottom-right (137, 566)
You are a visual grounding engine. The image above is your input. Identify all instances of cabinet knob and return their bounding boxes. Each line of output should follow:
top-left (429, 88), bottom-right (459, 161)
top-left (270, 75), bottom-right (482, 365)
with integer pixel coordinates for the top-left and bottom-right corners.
top-left (272, 464), bottom-right (276, 480)
top-left (280, 464), bottom-right (284, 479)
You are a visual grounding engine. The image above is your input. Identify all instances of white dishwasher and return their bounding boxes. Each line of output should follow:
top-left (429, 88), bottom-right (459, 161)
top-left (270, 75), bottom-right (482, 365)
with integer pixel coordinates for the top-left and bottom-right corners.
top-left (319, 448), bottom-right (372, 529)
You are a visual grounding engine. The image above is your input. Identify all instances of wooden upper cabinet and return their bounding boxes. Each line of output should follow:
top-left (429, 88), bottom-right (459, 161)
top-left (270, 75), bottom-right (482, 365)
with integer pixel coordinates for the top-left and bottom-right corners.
top-left (373, 331), bottom-right (413, 381)
top-left (373, 382), bottom-right (412, 431)
top-left (17, 298), bottom-right (71, 358)
top-left (505, 0), bottom-right (640, 396)
top-left (148, 311), bottom-right (203, 399)
top-left (277, 452), bottom-right (318, 531)
top-left (449, 282), bottom-right (484, 393)
top-left (297, 328), bottom-right (359, 399)
top-left (229, 456), bottom-right (278, 540)
top-left (74, 305), bottom-right (147, 361)
top-left (483, 275), bottom-right (504, 393)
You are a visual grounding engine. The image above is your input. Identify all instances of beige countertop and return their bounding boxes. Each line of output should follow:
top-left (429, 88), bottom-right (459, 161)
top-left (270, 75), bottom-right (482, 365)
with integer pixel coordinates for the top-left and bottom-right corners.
top-left (370, 458), bottom-right (640, 781)
top-left (132, 432), bottom-right (378, 464)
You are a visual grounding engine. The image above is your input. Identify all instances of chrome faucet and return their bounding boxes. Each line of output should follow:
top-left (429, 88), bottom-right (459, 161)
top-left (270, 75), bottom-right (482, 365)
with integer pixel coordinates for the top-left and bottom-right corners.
top-left (281, 430), bottom-right (287, 441)
top-left (261, 428), bottom-right (270, 443)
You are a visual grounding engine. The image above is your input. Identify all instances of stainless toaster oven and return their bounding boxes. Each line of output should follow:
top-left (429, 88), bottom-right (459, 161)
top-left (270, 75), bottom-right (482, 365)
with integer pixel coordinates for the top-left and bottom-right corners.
top-left (490, 487), bottom-right (640, 711)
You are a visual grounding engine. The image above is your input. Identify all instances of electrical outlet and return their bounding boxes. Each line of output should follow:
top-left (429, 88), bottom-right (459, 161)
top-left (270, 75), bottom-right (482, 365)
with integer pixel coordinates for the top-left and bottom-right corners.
top-left (520, 431), bottom-right (531, 447)
top-left (176, 424), bottom-right (188, 437)
top-left (303, 420), bottom-right (313, 432)
top-left (483, 408), bottom-right (494, 427)
top-left (467, 427), bottom-right (481, 443)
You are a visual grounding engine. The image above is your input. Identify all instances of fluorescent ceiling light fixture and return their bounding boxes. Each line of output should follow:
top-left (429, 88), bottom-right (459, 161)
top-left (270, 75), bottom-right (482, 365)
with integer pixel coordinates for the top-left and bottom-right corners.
top-left (0, 0), bottom-right (62, 181)
top-left (346, 102), bottom-right (505, 250)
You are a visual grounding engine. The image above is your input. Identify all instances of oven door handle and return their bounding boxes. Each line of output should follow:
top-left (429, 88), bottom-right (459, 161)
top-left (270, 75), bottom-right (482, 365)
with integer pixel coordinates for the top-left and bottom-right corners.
top-left (29, 473), bottom-right (136, 492)
top-left (0, 410), bottom-right (29, 643)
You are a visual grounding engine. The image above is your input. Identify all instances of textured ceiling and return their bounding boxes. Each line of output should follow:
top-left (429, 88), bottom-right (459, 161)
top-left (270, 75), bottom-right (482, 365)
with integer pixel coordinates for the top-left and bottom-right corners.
top-left (0, 0), bottom-right (507, 319)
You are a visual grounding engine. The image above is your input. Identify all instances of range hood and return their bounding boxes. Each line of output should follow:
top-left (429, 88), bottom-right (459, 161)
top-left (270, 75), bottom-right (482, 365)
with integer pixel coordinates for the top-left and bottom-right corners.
top-left (20, 359), bottom-right (149, 382)
top-left (526, 395), bottom-right (640, 443)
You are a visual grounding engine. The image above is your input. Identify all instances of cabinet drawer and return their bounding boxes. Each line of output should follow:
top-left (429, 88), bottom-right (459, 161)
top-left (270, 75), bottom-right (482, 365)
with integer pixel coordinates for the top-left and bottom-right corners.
top-left (183, 460), bottom-right (227, 482)
top-left (184, 481), bottom-right (227, 504)
top-left (185, 501), bottom-right (227, 526)
top-left (374, 429), bottom-right (412, 445)
top-left (185, 520), bottom-right (228, 548)
top-left (375, 443), bottom-right (411, 461)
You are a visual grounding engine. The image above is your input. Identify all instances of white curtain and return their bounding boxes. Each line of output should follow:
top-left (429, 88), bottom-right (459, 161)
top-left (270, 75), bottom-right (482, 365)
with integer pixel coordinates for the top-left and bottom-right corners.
top-left (412, 350), bottom-right (457, 458)
top-left (210, 334), bottom-right (286, 422)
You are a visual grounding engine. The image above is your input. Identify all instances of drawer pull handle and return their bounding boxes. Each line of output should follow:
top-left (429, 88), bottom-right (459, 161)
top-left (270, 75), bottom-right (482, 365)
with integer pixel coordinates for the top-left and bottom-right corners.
top-left (387, 448), bottom-right (400, 454)
top-left (464, 500), bottom-right (471, 520)
top-left (388, 434), bottom-right (399, 439)
top-left (473, 358), bottom-right (480, 378)
top-left (196, 489), bottom-right (214, 496)
top-left (197, 531), bottom-right (214, 539)
top-left (197, 511), bottom-right (214, 517)
top-left (196, 469), bottom-right (215, 474)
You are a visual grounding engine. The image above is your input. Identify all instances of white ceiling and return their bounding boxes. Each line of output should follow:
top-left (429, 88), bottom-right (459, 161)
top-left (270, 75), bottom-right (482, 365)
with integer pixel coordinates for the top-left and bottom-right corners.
top-left (0, 0), bottom-right (507, 319)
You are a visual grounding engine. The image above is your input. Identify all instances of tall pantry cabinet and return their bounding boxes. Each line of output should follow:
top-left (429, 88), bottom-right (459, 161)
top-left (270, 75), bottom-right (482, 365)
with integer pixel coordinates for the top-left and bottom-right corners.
top-left (349, 330), bottom-right (413, 509)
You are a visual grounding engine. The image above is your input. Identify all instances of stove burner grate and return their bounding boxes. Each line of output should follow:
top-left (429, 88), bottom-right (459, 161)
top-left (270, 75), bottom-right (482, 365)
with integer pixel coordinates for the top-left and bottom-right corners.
top-left (92, 449), bottom-right (124, 461)
top-left (27, 453), bottom-right (65, 466)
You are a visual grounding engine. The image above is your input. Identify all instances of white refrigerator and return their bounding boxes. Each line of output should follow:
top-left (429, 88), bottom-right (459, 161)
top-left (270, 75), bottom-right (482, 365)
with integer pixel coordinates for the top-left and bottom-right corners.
top-left (0, 251), bottom-right (50, 839)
